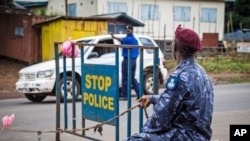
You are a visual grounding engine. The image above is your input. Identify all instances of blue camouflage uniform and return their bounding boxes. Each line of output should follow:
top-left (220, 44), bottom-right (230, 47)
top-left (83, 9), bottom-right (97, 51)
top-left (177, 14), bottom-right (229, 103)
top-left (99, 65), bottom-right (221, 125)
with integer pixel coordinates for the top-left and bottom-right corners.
top-left (124, 58), bottom-right (214, 141)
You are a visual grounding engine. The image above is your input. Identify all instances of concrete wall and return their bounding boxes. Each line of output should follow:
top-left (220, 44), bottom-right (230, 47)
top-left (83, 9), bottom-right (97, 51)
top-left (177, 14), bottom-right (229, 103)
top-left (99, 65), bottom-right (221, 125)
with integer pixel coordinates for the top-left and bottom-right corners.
top-left (47, 0), bottom-right (98, 17)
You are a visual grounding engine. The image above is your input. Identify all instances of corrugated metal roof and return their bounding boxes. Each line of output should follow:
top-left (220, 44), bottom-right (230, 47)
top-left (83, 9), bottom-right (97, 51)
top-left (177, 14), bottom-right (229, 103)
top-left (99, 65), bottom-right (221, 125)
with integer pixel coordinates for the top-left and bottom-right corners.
top-left (33, 16), bottom-right (85, 27)
top-left (15, 0), bottom-right (47, 1)
top-left (33, 13), bottom-right (145, 27)
top-left (14, 0), bottom-right (48, 8)
top-left (13, 1), bottom-right (26, 9)
top-left (85, 12), bottom-right (145, 27)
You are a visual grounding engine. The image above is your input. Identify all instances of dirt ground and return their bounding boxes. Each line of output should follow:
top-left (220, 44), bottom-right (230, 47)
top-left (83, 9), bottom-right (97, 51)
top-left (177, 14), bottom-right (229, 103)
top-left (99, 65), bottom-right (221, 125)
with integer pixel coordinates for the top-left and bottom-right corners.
top-left (0, 57), bottom-right (27, 99)
top-left (0, 57), bottom-right (249, 100)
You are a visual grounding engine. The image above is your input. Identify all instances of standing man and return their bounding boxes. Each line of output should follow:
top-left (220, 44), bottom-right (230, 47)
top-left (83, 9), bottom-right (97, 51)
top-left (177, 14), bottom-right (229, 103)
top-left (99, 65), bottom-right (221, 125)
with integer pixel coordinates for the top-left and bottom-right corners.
top-left (111, 25), bottom-right (140, 100)
top-left (124, 25), bottom-right (214, 140)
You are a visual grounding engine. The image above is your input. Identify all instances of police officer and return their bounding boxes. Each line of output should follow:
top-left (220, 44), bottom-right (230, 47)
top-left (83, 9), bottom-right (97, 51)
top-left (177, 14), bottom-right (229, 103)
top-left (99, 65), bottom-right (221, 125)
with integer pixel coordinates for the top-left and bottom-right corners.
top-left (124, 25), bottom-right (214, 140)
top-left (111, 25), bottom-right (140, 100)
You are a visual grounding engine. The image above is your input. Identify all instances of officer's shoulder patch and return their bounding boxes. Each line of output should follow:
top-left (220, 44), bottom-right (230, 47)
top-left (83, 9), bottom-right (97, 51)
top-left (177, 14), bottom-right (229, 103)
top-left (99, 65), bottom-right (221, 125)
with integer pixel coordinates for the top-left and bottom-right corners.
top-left (166, 75), bottom-right (179, 90)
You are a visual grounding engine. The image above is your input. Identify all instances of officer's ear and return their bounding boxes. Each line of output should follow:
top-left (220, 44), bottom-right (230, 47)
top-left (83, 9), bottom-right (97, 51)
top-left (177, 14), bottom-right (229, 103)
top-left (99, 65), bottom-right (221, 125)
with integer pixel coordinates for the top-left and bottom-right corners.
top-left (171, 41), bottom-right (177, 60)
top-left (171, 41), bottom-right (174, 50)
top-left (174, 44), bottom-right (177, 52)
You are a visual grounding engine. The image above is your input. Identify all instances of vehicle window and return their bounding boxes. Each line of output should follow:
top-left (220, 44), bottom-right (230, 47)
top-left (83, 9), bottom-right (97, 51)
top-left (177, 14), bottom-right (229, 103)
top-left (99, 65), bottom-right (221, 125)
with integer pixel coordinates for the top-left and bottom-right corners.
top-left (138, 37), bottom-right (155, 54)
top-left (77, 39), bottom-right (95, 54)
top-left (92, 39), bottom-right (115, 57)
top-left (138, 37), bottom-right (155, 46)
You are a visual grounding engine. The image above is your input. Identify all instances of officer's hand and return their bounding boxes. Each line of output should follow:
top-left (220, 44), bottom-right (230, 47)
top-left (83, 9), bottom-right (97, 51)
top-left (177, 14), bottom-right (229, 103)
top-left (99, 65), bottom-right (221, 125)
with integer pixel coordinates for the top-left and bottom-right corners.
top-left (138, 95), bottom-right (150, 108)
top-left (110, 32), bottom-right (114, 38)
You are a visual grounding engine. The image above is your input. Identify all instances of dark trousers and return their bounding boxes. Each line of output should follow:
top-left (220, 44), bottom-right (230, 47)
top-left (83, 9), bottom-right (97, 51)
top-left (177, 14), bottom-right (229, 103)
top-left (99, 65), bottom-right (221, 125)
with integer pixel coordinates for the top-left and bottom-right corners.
top-left (121, 58), bottom-right (139, 97)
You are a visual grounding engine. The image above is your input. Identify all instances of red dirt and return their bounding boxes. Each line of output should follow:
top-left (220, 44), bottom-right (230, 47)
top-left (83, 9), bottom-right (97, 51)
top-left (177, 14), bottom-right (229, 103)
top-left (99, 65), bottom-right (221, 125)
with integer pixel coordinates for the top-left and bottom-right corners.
top-left (0, 57), bottom-right (26, 99)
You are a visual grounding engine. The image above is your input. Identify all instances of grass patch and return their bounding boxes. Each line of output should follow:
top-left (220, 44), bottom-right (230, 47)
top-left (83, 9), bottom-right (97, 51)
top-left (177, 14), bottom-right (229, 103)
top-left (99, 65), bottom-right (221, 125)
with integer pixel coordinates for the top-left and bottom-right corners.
top-left (165, 55), bottom-right (250, 74)
top-left (200, 56), bottom-right (250, 73)
top-left (165, 54), bottom-right (250, 83)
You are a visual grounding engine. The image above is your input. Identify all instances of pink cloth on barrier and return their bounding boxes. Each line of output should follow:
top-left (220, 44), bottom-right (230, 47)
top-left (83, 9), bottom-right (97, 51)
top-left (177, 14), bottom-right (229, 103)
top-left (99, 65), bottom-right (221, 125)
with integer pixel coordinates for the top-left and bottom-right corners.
top-left (61, 40), bottom-right (80, 58)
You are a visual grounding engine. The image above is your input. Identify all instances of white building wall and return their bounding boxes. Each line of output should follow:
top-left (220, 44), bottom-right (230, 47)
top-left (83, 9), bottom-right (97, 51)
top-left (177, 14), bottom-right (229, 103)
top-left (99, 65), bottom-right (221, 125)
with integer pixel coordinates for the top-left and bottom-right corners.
top-left (198, 1), bottom-right (225, 40)
top-left (47, 0), bottom-right (98, 17)
top-left (46, 0), bottom-right (225, 41)
top-left (126, 0), bottom-right (225, 41)
top-left (76, 0), bottom-right (98, 17)
top-left (47, 0), bottom-right (65, 16)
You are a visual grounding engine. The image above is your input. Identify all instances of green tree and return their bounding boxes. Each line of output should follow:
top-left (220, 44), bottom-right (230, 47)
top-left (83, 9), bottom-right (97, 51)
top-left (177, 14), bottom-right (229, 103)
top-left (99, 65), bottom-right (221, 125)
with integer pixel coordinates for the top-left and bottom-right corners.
top-left (0, 0), bottom-right (14, 8)
top-left (225, 0), bottom-right (250, 33)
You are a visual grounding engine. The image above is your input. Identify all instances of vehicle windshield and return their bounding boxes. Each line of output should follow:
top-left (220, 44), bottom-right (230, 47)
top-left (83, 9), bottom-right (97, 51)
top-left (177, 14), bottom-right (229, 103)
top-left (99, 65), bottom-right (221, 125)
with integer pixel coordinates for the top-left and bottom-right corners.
top-left (76, 39), bottom-right (95, 55)
top-left (138, 37), bottom-right (156, 54)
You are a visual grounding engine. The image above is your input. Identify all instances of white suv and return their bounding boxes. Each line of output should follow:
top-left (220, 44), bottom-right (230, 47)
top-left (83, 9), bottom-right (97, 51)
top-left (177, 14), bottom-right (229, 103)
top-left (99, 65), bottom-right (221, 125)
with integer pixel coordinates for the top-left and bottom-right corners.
top-left (16, 34), bottom-right (168, 102)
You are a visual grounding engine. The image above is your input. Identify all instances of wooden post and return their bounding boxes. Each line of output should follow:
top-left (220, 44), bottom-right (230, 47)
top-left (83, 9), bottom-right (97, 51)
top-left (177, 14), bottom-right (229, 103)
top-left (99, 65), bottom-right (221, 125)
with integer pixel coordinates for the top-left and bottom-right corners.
top-left (230, 11), bottom-right (233, 32)
top-left (65, 0), bottom-right (68, 16)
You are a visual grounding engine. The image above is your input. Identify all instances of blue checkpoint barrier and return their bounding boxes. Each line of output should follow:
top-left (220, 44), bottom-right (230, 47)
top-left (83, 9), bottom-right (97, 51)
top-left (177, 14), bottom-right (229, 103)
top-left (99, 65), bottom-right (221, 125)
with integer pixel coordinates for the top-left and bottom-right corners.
top-left (54, 42), bottom-right (160, 141)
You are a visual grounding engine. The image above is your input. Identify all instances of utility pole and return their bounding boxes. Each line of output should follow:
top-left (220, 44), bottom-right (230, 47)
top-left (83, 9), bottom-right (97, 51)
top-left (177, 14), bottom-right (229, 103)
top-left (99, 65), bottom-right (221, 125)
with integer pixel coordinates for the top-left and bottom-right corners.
top-left (65, 0), bottom-right (68, 16)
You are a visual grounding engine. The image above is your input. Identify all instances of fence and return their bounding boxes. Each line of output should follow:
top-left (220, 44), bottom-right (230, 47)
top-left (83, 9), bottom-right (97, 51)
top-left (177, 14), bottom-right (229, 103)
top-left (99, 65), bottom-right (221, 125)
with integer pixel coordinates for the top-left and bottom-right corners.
top-left (53, 41), bottom-right (160, 141)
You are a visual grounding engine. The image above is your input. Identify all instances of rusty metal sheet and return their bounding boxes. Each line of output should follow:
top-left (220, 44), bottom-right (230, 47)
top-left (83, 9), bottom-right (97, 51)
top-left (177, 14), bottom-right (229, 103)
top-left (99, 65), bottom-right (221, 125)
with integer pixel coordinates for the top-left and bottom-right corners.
top-left (202, 33), bottom-right (219, 48)
top-left (0, 13), bottom-right (50, 64)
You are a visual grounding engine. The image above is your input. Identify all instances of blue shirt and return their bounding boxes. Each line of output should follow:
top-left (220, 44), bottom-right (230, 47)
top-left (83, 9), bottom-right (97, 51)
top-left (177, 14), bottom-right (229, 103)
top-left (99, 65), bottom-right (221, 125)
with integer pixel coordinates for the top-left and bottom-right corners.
top-left (121, 34), bottom-right (139, 58)
top-left (125, 58), bottom-right (214, 141)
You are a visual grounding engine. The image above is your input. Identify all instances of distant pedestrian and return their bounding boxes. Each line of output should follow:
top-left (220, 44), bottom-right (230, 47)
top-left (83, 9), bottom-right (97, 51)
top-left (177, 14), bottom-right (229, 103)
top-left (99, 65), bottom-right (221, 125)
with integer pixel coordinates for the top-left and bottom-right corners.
top-left (124, 25), bottom-right (214, 141)
top-left (111, 25), bottom-right (140, 100)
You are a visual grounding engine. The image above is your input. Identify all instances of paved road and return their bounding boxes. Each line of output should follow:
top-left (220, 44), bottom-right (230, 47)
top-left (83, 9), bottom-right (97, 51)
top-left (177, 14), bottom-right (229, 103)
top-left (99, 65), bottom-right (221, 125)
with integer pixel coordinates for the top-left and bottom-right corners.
top-left (211, 83), bottom-right (250, 141)
top-left (0, 83), bottom-right (250, 141)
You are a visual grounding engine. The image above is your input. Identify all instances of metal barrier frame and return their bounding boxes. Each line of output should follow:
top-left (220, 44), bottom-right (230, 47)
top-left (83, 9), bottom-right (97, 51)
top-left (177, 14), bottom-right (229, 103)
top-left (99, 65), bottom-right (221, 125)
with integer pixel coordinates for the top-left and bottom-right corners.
top-left (54, 42), bottom-right (160, 141)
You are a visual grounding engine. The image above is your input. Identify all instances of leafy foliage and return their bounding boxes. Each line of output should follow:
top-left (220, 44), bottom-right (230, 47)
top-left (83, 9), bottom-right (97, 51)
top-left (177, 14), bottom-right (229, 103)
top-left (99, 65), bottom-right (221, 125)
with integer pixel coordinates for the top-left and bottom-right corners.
top-left (225, 0), bottom-right (250, 32)
top-left (0, 0), bottom-right (14, 8)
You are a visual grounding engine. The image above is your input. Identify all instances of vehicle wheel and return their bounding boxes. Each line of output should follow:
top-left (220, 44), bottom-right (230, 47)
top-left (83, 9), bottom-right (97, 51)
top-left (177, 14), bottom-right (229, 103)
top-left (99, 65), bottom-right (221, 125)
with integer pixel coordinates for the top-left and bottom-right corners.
top-left (60, 76), bottom-right (80, 102)
top-left (24, 94), bottom-right (47, 102)
top-left (144, 73), bottom-right (154, 95)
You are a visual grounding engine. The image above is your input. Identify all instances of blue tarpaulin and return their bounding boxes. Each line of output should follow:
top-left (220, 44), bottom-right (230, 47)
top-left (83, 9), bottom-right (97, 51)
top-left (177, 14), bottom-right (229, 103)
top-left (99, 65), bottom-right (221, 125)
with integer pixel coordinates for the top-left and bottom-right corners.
top-left (224, 30), bottom-right (250, 41)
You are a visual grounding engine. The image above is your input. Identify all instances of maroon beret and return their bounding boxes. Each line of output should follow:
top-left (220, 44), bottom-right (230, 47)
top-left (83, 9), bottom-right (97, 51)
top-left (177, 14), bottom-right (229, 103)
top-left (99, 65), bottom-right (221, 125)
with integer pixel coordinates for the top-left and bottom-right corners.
top-left (175, 25), bottom-right (202, 50)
